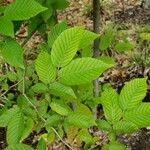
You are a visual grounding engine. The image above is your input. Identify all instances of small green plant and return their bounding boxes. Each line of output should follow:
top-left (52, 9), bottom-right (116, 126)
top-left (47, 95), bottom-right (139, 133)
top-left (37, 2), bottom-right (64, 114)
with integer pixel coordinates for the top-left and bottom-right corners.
top-left (99, 22), bottom-right (135, 53)
top-left (0, 1), bottom-right (150, 150)
top-left (0, 1), bottom-right (113, 149)
top-left (0, 22), bottom-right (114, 149)
top-left (97, 78), bottom-right (150, 149)
top-left (133, 25), bottom-right (150, 67)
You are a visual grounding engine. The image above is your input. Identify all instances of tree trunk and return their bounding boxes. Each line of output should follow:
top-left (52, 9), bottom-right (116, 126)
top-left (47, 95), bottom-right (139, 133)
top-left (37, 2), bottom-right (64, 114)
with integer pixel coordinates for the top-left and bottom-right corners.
top-left (93, 0), bottom-right (100, 118)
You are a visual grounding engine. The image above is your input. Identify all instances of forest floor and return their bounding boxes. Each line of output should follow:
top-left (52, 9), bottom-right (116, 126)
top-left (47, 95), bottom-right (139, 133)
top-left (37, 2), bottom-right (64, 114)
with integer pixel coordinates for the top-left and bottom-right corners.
top-left (0, 0), bottom-right (150, 150)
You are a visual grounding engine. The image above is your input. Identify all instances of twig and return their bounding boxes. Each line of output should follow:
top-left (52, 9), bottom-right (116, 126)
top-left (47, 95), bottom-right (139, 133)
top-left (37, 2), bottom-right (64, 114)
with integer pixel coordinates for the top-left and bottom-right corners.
top-left (22, 69), bottom-right (26, 95)
top-left (0, 79), bottom-right (23, 97)
top-left (51, 127), bottom-right (74, 150)
top-left (22, 93), bottom-right (74, 150)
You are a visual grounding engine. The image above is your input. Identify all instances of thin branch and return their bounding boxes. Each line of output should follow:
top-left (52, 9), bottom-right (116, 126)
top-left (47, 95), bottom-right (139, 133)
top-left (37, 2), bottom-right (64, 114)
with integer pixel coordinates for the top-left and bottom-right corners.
top-left (22, 69), bottom-right (26, 95)
top-left (0, 79), bottom-right (23, 97)
top-left (93, 0), bottom-right (101, 56)
top-left (22, 93), bottom-right (74, 150)
top-left (93, 0), bottom-right (101, 118)
top-left (51, 127), bottom-right (74, 150)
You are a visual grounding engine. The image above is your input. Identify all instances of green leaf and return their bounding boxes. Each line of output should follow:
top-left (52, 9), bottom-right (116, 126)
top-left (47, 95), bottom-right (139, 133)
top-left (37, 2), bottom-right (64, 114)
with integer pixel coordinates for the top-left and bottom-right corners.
top-left (77, 129), bottom-right (95, 145)
top-left (66, 112), bottom-right (96, 128)
top-left (98, 56), bottom-right (115, 65)
top-left (23, 107), bottom-right (38, 122)
top-left (37, 100), bottom-right (48, 117)
top-left (140, 33), bottom-right (150, 41)
top-left (17, 95), bottom-right (30, 108)
top-left (113, 121), bottom-right (138, 134)
top-left (77, 83), bottom-right (93, 101)
top-left (96, 119), bottom-right (112, 131)
top-left (7, 110), bottom-right (24, 145)
top-left (115, 42), bottom-right (135, 52)
top-left (21, 118), bottom-right (34, 141)
top-left (38, 23), bottom-right (46, 35)
top-left (76, 104), bottom-right (93, 117)
top-left (119, 78), bottom-right (147, 110)
top-left (124, 103), bottom-right (150, 128)
top-left (101, 87), bottom-right (122, 123)
top-left (59, 57), bottom-right (113, 85)
top-left (49, 82), bottom-right (76, 99)
top-left (50, 101), bottom-right (72, 116)
top-left (79, 30), bottom-right (99, 49)
top-left (28, 17), bottom-right (42, 36)
top-left (102, 144), bottom-right (109, 150)
top-left (47, 130), bottom-right (55, 143)
top-left (57, 126), bottom-right (64, 138)
top-left (35, 51), bottom-right (56, 84)
top-left (99, 24), bottom-right (115, 51)
top-left (0, 6), bottom-right (5, 14)
top-left (108, 132), bottom-right (116, 142)
top-left (4, 0), bottom-right (47, 21)
top-left (1, 39), bottom-right (24, 68)
top-left (13, 21), bottom-right (23, 33)
top-left (7, 72), bottom-right (17, 81)
top-left (0, 17), bottom-right (14, 37)
top-left (109, 142), bottom-right (126, 150)
top-left (37, 138), bottom-right (46, 150)
top-left (17, 96), bottom-right (38, 121)
top-left (6, 144), bottom-right (33, 150)
top-left (47, 16), bottom-right (56, 28)
top-left (52, 0), bottom-right (69, 10)
top-left (39, 43), bottom-right (51, 53)
top-left (48, 21), bottom-right (68, 48)
top-left (41, 3), bottom-right (53, 21)
top-left (31, 83), bottom-right (48, 93)
top-left (51, 27), bottom-right (84, 67)
top-left (46, 114), bottom-right (62, 127)
top-left (0, 106), bottom-right (20, 127)
top-left (81, 45), bottom-right (92, 57)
